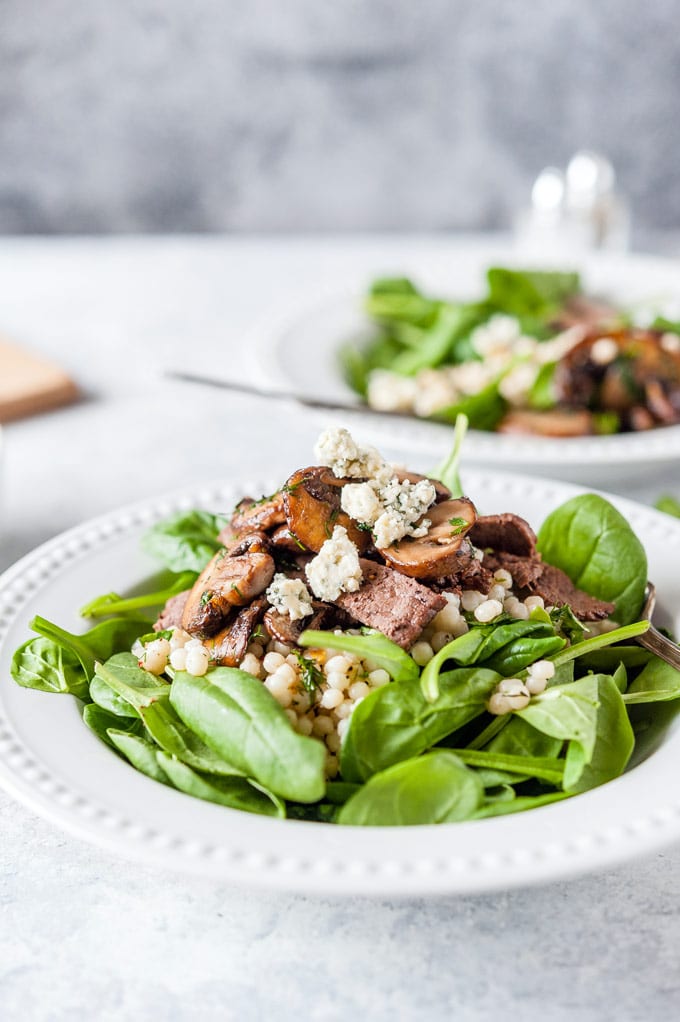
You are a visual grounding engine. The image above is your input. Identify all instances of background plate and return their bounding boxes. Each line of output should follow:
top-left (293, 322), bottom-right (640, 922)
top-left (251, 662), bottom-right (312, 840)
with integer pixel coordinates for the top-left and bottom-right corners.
top-left (251, 245), bottom-right (680, 486)
top-left (0, 471), bottom-right (679, 897)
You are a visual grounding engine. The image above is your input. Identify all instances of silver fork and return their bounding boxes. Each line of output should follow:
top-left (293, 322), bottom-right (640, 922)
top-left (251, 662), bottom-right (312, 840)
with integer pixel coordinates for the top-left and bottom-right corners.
top-left (636, 582), bottom-right (680, 670)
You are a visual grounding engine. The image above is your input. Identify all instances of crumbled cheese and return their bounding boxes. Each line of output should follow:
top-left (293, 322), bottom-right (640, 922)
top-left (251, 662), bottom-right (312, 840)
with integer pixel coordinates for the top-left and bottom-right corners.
top-left (498, 363), bottom-right (539, 405)
top-left (266, 573), bottom-right (314, 621)
top-left (412, 368), bottom-right (459, 418)
top-left (661, 332), bottom-right (680, 354)
top-left (314, 427), bottom-right (386, 479)
top-left (470, 314), bottom-right (521, 357)
top-left (590, 336), bottom-right (619, 366)
top-left (342, 473), bottom-right (436, 549)
top-left (366, 369), bottom-right (418, 413)
top-left (305, 526), bottom-right (363, 602)
top-left (340, 482), bottom-right (382, 525)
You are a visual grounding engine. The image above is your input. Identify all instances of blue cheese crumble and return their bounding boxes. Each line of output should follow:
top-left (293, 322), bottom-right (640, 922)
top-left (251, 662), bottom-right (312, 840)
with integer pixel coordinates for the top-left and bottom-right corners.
top-left (341, 473), bottom-right (436, 550)
top-left (265, 573), bottom-right (314, 621)
top-left (314, 427), bottom-right (386, 480)
top-left (305, 525), bottom-right (363, 602)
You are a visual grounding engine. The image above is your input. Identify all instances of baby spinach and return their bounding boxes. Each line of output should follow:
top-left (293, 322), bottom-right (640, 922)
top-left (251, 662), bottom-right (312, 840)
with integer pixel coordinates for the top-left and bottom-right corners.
top-left (89, 674), bottom-right (139, 718)
top-left (170, 668), bottom-right (326, 803)
top-left (142, 509), bottom-right (229, 573)
top-left (156, 753), bottom-right (285, 818)
top-left (486, 267), bottom-right (580, 319)
top-left (80, 570), bottom-right (196, 619)
top-left (473, 791), bottom-right (571, 819)
top-left (93, 653), bottom-right (169, 710)
top-left (82, 705), bottom-right (143, 748)
top-left (484, 715), bottom-right (564, 759)
top-left (341, 667), bottom-right (501, 783)
top-left (299, 629), bottom-right (419, 684)
top-left (11, 637), bottom-right (89, 699)
top-left (338, 751), bottom-right (484, 826)
top-left (108, 731), bottom-right (172, 783)
top-left (139, 695), bottom-right (245, 776)
top-left (623, 659), bottom-right (680, 704)
top-left (655, 495), bottom-right (680, 519)
top-left (448, 748), bottom-right (565, 786)
top-left (29, 615), bottom-right (150, 680)
top-left (536, 494), bottom-right (647, 624)
top-left (430, 412), bottom-right (468, 497)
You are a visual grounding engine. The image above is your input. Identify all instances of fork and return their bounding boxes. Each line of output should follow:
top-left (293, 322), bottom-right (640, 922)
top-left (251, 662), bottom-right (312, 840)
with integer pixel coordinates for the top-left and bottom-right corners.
top-left (636, 582), bottom-right (680, 670)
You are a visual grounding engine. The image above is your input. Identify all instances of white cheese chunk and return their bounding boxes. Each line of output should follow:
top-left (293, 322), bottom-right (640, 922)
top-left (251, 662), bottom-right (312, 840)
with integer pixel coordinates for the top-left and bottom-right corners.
top-left (266, 573), bottom-right (314, 621)
top-left (305, 526), bottom-right (363, 602)
top-left (314, 427), bottom-right (386, 479)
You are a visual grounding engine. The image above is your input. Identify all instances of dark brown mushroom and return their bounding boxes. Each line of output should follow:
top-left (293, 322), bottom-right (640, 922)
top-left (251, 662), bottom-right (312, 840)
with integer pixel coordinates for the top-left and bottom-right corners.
top-left (282, 466), bottom-right (371, 554)
top-left (203, 597), bottom-right (268, 667)
top-left (269, 525), bottom-right (309, 555)
top-left (263, 601), bottom-right (340, 647)
top-left (217, 493), bottom-right (286, 544)
top-left (181, 549), bottom-right (275, 637)
top-left (468, 513), bottom-right (537, 557)
top-left (497, 409), bottom-right (594, 437)
top-left (379, 498), bottom-right (477, 579)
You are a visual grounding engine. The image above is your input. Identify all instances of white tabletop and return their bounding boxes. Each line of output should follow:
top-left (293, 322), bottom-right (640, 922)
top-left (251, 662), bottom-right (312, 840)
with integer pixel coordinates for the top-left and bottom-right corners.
top-left (1, 235), bottom-right (679, 1022)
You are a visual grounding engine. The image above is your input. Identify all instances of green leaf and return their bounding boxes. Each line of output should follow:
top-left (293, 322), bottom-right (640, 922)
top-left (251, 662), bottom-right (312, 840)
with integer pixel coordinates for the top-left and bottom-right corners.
top-left (11, 637), bottom-right (89, 699)
top-left (82, 705), bottom-right (143, 748)
top-left (29, 615), bottom-right (150, 679)
top-left (448, 748), bottom-right (565, 786)
top-left (93, 652), bottom-right (169, 710)
top-left (483, 714), bottom-right (564, 759)
top-left (142, 510), bottom-right (229, 573)
top-left (299, 629), bottom-right (419, 684)
top-left (429, 413), bottom-right (469, 498)
top-left (139, 695), bottom-right (244, 776)
top-left (341, 667), bottom-right (501, 783)
top-left (108, 731), bottom-right (172, 783)
top-left (527, 361), bottom-right (558, 410)
top-left (486, 267), bottom-right (580, 318)
top-left (389, 305), bottom-right (479, 375)
top-left (536, 494), bottom-right (648, 625)
top-left (80, 571), bottom-right (196, 619)
top-left (473, 791), bottom-right (571, 819)
top-left (338, 751), bottom-right (484, 826)
top-left (170, 668), bottom-right (326, 803)
top-left (89, 674), bottom-right (140, 718)
top-left (431, 380), bottom-right (507, 431)
top-left (655, 495), bottom-right (680, 519)
top-left (156, 753), bottom-right (285, 818)
top-left (623, 657), bottom-right (680, 704)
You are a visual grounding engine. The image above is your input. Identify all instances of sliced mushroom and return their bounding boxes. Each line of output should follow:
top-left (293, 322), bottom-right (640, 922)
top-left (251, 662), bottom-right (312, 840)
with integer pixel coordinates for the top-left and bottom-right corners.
top-left (269, 524), bottom-right (309, 555)
top-left (282, 466), bottom-right (371, 553)
top-left (218, 493), bottom-right (286, 544)
top-left (181, 549), bottom-right (275, 637)
top-left (225, 531), bottom-right (270, 557)
top-left (497, 408), bottom-right (594, 437)
top-left (380, 497), bottom-right (477, 579)
top-left (468, 513), bottom-right (537, 557)
top-left (203, 597), bottom-right (268, 667)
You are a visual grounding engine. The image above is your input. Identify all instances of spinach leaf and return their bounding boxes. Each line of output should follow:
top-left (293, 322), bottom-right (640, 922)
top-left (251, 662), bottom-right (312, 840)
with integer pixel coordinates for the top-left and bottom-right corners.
top-left (338, 751), bottom-right (484, 826)
top-left (11, 637), bottom-right (89, 699)
top-left (429, 412), bottom-right (468, 498)
top-left (655, 495), bottom-right (680, 519)
top-left (139, 696), bottom-right (244, 776)
top-left (390, 305), bottom-right (473, 375)
top-left (549, 620), bottom-right (650, 669)
top-left (486, 268), bottom-right (580, 318)
top-left (341, 667), bottom-right (501, 783)
top-left (156, 753), bottom-right (285, 818)
top-left (484, 714), bottom-right (564, 759)
top-left (80, 571), bottom-right (196, 619)
top-left (29, 615), bottom-right (150, 679)
top-left (578, 646), bottom-right (651, 673)
top-left (473, 791), bottom-right (571, 819)
top-left (89, 674), bottom-right (139, 718)
top-left (432, 380), bottom-right (507, 431)
top-left (93, 653), bottom-right (169, 709)
top-left (299, 629), bottom-right (418, 684)
top-left (623, 658), bottom-right (680, 704)
top-left (518, 674), bottom-right (634, 793)
top-left (170, 668), bottom-right (326, 803)
top-left (108, 731), bottom-right (172, 783)
top-left (536, 494), bottom-right (647, 624)
top-left (528, 361), bottom-right (558, 410)
top-left (142, 510), bottom-right (229, 573)
top-left (82, 705), bottom-right (143, 748)
top-left (448, 748), bottom-right (565, 786)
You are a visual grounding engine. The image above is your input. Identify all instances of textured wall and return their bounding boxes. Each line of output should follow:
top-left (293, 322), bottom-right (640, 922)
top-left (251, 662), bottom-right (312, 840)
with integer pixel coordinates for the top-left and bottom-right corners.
top-left (1, 1), bottom-right (678, 233)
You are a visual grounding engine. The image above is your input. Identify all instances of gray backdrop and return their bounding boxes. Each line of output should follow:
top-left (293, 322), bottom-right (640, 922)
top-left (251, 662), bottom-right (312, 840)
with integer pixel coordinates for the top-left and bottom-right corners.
top-left (1, 1), bottom-right (678, 234)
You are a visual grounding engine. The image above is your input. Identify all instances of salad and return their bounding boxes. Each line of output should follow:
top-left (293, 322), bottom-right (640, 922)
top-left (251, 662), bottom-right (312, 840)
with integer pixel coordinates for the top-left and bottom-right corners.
top-left (341, 267), bottom-right (680, 436)
top-left (10, 426), bottom-right (680, 826)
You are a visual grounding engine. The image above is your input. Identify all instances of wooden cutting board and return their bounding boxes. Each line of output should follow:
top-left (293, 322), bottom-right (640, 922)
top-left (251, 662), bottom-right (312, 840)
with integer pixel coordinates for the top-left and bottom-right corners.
top-left (0, 338), bottom-right (79, 423)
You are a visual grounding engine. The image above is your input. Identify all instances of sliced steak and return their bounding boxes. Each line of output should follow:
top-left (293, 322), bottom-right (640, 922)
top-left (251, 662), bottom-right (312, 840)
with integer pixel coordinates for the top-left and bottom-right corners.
top-left (263, 601), bottom-right (343, 647)
top-left (336, 558), bottom-right (446, 649)
top-left (523, 563), bottom-right (615, 620)
top-left (181, 550), bottom-right (275, 637)
top-left (153, 590), bottom-right (190, 632)
top-left (204, 597), bottom-right (268, 667)
top-left (469, 513), bottom-right (537, 557)
top-left (482, 551), bottom-right (545, 589)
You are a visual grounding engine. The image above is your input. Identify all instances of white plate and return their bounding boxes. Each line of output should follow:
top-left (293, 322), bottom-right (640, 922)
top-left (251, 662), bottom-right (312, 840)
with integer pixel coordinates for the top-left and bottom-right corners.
top-left (0, 472), bottom-right (679, 897)
top-left (251, 245), bottom-right (680, 486)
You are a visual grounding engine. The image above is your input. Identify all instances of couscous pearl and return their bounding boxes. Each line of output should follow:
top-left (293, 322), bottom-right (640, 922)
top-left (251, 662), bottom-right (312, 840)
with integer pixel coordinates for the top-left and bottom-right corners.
top-left (526, 674), bottom-right (548, 695)
top-left (272, 641), bottom-right (291, 656)
top-left (170, 628), bottom-right (191, 651)
top-left (263, 651), bottom-right (285, 673)
top-left (285, 653), bottom-right (300, 668)
top-left (431, 630), bottom-right (454, 652)
top-left (185, 638), bottom-right (204, 650)
top-left (313, 715), bottom-right (334, 736)
top-left (169, 647), bottom-right (188, 671)
top-left (149, 637), bottom-right (171, 658)
top-left (524, 595), bottom-right (545, 612)
top-left (326, 671), bottom-right (350, 691)
top-left (326, 733), bottom-right (341, 753)
top-left (368, 668), bottom-right (390, 688)
top-left (451, 618), bottom-right (469, 637)
top-left (142, 647), bottom-right (168, 676)
top-left (411, 641), bottom-right (434, 667)
top-left (528, 659), bottom-right (555, 682)
top-left (474, 599), bottom-right (504, 623)
top-left (247, 642), bottom-right (264, 659)
top-left (296, 716), bottom-right (313, 736)
top-left (461, 590), bottom-right (486, 612)
top-left (335, 701), bottom-right (353, 719)
top-left (285, 708), bottom-right (298, 727)
top-left (443, 591), bottom-right (461, 609)
top-left (185, 646), bottom-right (210, 677)
top-left (325, 655), bottom-right (354, 677)
top-left (498, 678), bottom-right (530, 697)
top-left (504, 597), bottom-right (529, 620)
top-left (272, 663), bottom-right (297, 686)
top-left (321, 688), bottom-right (344, 710)
top-left (488, 584), bottom-right (507, 603)
top-left (337, 718), bottom-right (350, 739)
top-left (493, 569), bottom-right (513, 589)
top-left (432, 603), bottom-right (463, 632)
top-left (240, 653), bottom-right (262, 677)
top-left (348, 681), bottom-right (369, 701)
top-left (487, 692), bottom-right (512, 715)
top-left (326, 755), bottom-right (339, 779)
top-left (292, 691), bottom-right (311, 712)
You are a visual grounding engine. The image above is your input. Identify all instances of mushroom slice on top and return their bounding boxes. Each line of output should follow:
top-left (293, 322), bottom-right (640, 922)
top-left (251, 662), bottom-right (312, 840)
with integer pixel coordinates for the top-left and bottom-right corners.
top-left (203, 597), bottom-right (268, 667)
top-left (282, 466), bottom-right (371, 554)
top-left (181, 549), bottom-right (275, 637)
top-left (380, 497), bottom-right (477, 579)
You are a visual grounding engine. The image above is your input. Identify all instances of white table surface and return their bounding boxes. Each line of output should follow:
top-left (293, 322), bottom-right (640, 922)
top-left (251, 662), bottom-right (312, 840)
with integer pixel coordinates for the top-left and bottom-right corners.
top-left (1, 235), bottom-right (679, 1022)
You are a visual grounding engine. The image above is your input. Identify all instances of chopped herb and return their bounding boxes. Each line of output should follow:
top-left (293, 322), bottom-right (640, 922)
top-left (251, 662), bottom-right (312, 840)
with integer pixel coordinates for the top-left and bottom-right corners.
top-left (324, 508), bottom-right (340, 539)
top-left (356, 522), bottom-right (373, 532)
top-left (281, 481), bottom-right (303, 496)
top-left (200, 591), bottom-right (213, 607)
top-left (231, 584), bottom-right (244, 599)
top-left (289, 530), bottom-right (307, 551)
top-left (215, 546), bottom-right (228, 562)
top-left (251, 625), bottom-right (267, 642)
top-left (448, 516), bottom-right (469, 536)
top-left (138, 629), bottom-right (173, 644)
top-left (294, 651), bottom-right (324, 695)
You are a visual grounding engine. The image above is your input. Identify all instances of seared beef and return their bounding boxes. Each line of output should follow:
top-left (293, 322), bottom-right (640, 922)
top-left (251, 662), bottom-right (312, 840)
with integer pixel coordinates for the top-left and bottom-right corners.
top-left (482, 551), bottom-right (544, 589)
top-left (524, 563), bottom-right (615, 620)
top-left (264, 601), bottom-right (348, 647)
top-left (153, 590), bottom-right (190, 631)
top-left (469, 513), bottom-right (537, 557)
top-left (203, 597), bottom-right (268, 666)
top-left (336, 559), bottom-right (445, 648)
